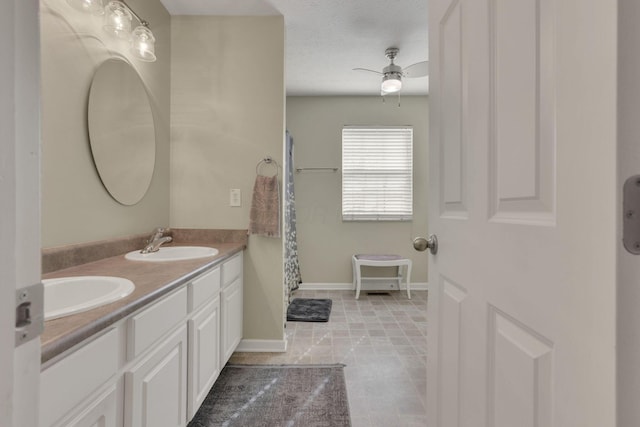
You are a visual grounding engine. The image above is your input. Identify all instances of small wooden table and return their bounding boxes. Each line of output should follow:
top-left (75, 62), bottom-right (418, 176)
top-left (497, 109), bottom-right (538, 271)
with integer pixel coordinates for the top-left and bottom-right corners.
top-left (352, 254), bottom-right (412, 299)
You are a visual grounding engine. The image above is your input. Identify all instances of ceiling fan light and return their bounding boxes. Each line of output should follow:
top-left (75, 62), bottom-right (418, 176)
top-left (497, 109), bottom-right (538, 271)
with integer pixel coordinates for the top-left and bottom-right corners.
top-left (381, 74), bottom-right (402, 93)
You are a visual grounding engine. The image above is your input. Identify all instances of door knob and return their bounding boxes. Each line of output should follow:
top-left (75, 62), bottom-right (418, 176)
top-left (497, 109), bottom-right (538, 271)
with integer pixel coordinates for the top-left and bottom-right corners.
top-left (413, 235), bottom-right (438, 255)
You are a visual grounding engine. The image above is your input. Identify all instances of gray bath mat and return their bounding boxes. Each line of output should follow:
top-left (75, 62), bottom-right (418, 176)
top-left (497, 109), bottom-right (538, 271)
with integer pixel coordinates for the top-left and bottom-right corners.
top-left (188, 364), bottom-right (351, 427)
top-left (286, 298), bottom-right (332, 322)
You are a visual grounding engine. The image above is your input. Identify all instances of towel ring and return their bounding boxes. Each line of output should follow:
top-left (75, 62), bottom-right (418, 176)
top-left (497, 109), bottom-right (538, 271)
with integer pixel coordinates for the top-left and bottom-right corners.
top-left (256, 157), bottom-right (279, 177)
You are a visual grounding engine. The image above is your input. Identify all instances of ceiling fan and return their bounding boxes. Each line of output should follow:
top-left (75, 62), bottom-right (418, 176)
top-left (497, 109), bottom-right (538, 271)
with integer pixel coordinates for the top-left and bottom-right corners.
top-left (353, 47), bottom-right (429, 95)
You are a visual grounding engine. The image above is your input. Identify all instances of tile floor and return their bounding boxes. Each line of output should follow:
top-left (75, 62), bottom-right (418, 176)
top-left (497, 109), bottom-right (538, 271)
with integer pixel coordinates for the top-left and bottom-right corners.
top-left (229, 289), bottom-right (428, 427)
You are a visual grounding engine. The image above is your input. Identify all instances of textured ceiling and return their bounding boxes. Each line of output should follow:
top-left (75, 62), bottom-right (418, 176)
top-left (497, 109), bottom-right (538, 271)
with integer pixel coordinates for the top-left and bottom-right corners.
top-left (159, 0), bottom-right (429, 96)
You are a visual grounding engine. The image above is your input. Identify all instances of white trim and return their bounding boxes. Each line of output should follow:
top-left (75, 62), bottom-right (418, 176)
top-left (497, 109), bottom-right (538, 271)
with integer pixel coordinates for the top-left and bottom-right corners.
top-left (406, 282), bottom-right (429, 291)
top-left (299, 282), bottom-right (429, 291)
top-left (299, 282), bottom-right (354, 290)
top-left (236, 339), bottom-right (288, 353)
top-left (4, 1), bottom-right (42, 426)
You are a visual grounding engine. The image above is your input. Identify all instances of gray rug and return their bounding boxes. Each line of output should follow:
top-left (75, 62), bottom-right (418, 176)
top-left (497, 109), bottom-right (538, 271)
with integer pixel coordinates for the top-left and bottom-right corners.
top-left (287, 298), bottom-right (332, 322)
top-left (188, 364), bottom-right (351, 427)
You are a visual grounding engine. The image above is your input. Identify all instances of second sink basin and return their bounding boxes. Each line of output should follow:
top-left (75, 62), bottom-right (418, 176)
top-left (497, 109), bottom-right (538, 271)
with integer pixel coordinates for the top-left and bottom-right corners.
top-left (43, 276), bottom-right (135, 321)
top-left (124, 246), bottom-right (219, 262)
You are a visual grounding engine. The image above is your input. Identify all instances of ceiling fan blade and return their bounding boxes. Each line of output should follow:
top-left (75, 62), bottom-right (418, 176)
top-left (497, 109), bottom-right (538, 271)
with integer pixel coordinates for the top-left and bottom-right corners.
top-left (403, 61), bottom-right (429, 78)
top-left (353, 67), bottom-right (383, 75)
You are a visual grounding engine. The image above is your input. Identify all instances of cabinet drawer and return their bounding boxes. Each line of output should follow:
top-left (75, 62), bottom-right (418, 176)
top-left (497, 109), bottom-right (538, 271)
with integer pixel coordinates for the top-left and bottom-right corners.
top-left (127, 287), bottom-right (187, 360)
top-left (222, 253), bottom-right (242, 286)
top-left (189, 266), bottom-right (220, 311)
top-left (40, 328), bottom-right (119, 427)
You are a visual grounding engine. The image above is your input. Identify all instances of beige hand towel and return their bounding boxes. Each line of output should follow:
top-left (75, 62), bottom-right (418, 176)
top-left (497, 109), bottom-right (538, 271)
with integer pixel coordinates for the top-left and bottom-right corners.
top-left (249, 175), bottom-right (280, 237)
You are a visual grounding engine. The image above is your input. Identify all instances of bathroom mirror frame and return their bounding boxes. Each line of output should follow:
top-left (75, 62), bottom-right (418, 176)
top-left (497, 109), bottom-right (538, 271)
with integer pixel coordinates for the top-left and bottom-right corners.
top-left (88, 58), bottom-right (156, 205)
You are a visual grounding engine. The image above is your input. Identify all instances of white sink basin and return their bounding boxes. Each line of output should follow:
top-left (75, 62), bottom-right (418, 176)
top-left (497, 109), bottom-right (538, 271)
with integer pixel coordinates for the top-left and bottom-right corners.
top-left (43, 276), bottom-right (135, 320)
top-left (124, 246), bottom-right (219, 262)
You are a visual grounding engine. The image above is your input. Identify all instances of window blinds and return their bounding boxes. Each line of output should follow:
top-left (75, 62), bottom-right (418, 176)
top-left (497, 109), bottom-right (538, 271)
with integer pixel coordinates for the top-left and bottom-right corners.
top-left (342, 126), bottom-right (413, 221)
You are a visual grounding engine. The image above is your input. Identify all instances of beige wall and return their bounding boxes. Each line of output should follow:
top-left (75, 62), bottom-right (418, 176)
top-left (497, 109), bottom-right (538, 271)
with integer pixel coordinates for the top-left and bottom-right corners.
top-left (171, 16), bottom-right (285, 341)
top-left (40, 0), bottom-right (171, 247)
top-left (286, 96), bottom-right (429, 284)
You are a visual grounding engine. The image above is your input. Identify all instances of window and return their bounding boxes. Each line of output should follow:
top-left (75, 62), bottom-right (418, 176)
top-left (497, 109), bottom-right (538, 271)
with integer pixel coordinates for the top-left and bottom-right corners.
top-left (342, 126), bottom-right (413, 221)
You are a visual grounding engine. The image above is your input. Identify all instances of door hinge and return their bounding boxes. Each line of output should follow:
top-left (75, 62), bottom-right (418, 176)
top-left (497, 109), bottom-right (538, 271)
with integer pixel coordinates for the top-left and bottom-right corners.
top-left (15, 282), bottom-right (44, 347)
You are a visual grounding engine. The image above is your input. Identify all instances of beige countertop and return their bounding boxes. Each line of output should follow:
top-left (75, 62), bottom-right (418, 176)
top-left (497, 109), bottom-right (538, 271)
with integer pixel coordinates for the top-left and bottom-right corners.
top-left (41, 241), bottom-right (245, 365)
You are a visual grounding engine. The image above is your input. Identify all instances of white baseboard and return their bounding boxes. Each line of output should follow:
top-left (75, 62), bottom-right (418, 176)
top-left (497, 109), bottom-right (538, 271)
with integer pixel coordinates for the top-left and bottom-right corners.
top-left (298, 282), bottom-right (428, 291)
top-left (236, 339), bottom-right (288, 353)
top-left (405, 282), bottom-right (428, 290)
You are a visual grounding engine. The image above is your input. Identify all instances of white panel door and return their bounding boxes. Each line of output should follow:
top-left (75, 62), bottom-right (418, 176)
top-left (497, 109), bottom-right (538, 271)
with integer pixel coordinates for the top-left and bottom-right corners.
top-left (427, 1), bottom-right (617, 426)
top-left (1, 1), bottom-right (42, 426)
top-left (618, 1), bottom-right (640, 426)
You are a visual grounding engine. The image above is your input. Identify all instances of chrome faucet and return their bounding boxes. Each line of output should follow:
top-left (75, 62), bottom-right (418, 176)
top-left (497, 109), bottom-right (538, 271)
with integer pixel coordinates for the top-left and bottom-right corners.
top-left (141, 227), bottom-right (173, 254)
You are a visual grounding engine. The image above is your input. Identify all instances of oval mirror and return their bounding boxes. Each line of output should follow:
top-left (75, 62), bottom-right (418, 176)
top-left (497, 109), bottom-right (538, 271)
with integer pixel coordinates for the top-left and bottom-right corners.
top-left (88, 58), bottom-right (156, 205)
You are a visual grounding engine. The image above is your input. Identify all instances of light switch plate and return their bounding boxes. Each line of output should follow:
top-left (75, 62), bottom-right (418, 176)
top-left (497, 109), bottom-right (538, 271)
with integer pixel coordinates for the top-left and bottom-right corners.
top-left (230, 189), bottom-right (241, 207)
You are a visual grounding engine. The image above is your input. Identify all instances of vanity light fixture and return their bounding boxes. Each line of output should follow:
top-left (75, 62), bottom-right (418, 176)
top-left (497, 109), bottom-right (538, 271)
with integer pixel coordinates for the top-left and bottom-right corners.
top-left (103, 1), bottom-right (132, 39)
top-left (129, 24), bottom-right (156, 62)
top-left (66, 0), bottom-right (105, 15)
top-left (66, 0), bottom-right (157, 62)
top-left (104, 1), bottom-right (157, 62)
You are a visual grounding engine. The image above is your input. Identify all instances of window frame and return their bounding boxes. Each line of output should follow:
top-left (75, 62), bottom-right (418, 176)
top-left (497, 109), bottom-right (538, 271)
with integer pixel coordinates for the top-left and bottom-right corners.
top-left (341, 125), bottom-right (414, 222)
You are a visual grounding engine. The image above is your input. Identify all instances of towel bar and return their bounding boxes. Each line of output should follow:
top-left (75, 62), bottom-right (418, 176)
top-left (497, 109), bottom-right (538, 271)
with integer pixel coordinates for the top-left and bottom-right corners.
top-left (295, 167), bottom-right (339, 173)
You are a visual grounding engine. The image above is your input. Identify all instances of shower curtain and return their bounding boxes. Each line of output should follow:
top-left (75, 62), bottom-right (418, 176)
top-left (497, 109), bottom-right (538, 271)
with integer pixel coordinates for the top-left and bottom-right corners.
top-left (284, 131), bottom-right (302, 304)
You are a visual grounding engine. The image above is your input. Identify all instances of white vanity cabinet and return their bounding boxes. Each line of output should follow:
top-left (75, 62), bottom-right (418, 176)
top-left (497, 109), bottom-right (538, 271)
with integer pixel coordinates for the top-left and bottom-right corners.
top-left (220, 253), bottom-right (243, 367)
top-left (39, 251), bottom-right (244, 427)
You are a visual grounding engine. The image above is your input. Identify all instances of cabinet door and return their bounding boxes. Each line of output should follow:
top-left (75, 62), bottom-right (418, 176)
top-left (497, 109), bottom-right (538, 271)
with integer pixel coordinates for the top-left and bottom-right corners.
top-left (188, 297), bottom-right (220, 419)
top-left (60, 384), bottom-right (120, 427)
top-left (221, 277), bottom-right (243, 366)
top-left (125, 325), bottom-right (188, 427)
